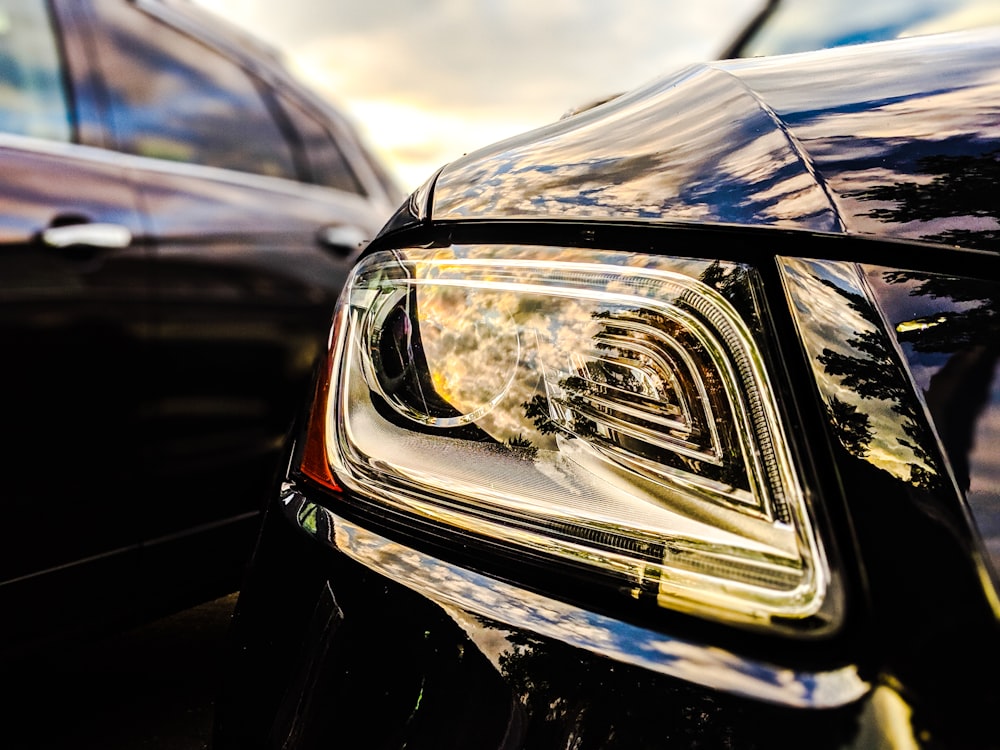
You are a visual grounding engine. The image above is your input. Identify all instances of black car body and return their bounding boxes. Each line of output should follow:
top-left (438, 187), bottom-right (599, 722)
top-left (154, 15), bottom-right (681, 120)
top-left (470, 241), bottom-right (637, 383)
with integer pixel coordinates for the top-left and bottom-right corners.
top-left (216, 28), bottom-right (1000, 749)
top-left (0, 0), bottom-right (401, 654)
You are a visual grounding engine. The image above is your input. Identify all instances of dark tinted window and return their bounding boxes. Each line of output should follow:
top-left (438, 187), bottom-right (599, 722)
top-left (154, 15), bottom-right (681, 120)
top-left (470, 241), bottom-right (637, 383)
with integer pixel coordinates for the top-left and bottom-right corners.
top-left (278, 92), bottom-right (364, 195)
top-left (89, 0), bottom-right (297, 180)
top-left (0, 0), bottom-right (71, 141)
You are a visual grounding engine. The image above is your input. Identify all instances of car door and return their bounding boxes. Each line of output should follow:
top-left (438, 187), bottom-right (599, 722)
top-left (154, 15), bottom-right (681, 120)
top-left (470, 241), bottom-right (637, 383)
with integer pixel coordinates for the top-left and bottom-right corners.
top-left (0, 0), bottom-right (149, 644)
top-left (80, 0), bottom-right (393, 597)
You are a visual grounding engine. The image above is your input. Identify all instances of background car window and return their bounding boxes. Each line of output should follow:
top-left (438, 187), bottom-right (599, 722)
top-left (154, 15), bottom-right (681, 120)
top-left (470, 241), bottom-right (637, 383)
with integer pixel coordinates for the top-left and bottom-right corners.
top-left (0, 0), bottom-right (72, 141)
top-left (277, 91), bottom-right (364, 195)
top-left (735, 0), bottom-right (1000, 57)
top-left (88, 0), bottom-right (297, 180)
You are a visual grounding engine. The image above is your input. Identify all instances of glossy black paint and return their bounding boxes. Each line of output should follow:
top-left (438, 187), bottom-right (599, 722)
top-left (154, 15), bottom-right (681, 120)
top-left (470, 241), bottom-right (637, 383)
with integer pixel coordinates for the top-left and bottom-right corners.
top-left (868, 269), bottom-right (1000, 577)
top-left (780, 256), bottom-right (998, 716)
top-left (217, 30), bottom-right (1000, 749)
top-left (432, 29), bottom-right (1000, 249)
top-left (0, 0), bottom-right (400, 654)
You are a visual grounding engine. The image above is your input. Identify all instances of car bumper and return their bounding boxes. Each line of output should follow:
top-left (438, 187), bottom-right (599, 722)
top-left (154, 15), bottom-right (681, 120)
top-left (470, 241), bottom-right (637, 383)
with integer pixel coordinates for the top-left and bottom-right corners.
top-left (214, 479), bottom-right (978, 750)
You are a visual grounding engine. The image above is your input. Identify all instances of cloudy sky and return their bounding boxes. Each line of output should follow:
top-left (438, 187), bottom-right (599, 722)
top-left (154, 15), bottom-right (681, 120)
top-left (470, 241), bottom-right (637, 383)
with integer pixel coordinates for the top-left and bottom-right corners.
top-left (192, 0), bottom-right (762, 190)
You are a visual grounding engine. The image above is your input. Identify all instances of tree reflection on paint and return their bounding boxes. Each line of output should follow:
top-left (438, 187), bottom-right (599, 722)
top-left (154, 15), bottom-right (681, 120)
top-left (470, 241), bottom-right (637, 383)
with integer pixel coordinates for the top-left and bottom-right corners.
top-left (826, 396), bottom-right (874, 460)
top-left (851, 150), bottom-right (1000, 250)
top-left (496, 629), bottom-right (744, 750)
top-left (814, 276), bottom-right (940, 489)
top-left (880, 269), bottom-right (1000, 494)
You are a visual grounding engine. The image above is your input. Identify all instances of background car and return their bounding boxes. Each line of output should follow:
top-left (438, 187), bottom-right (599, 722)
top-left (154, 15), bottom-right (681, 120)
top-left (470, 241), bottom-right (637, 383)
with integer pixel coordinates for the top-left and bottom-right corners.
top-left (0, 0), bottom-right (402, 656)
top-left (214, 25), bottom-right (1000, 749)
top-left (723, 0), bottom-right (1000, 57)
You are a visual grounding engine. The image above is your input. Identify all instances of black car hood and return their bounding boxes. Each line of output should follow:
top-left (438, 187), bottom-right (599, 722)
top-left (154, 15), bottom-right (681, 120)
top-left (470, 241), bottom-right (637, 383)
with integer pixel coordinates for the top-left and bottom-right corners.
top-left (431, 27), bottom-right (1000, 251)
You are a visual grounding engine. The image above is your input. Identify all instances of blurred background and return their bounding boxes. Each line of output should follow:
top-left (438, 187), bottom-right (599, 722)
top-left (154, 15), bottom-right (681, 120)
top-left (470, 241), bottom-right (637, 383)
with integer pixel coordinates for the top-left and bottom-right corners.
top-left (190, 0), bottom-right (762, 191)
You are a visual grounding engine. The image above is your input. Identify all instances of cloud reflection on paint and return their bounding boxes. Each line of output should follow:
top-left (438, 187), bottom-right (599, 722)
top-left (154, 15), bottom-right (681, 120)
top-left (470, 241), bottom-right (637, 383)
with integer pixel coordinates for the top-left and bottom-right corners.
top-left (731, 33), bottom-right (1000, 246)
top-left (283, 494), bottom-right (867, 708)
top-left (434, 65), bottom-right (840, 229)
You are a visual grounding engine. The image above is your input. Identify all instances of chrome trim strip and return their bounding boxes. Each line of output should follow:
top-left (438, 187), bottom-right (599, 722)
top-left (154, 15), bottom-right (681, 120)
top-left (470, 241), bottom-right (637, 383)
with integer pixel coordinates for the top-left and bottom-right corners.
top-left (282, 489), bottom-right (869, 709)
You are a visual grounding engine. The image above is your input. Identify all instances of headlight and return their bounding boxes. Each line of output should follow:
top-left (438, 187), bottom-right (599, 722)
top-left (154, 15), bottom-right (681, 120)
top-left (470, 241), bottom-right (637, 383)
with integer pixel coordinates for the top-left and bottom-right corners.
top-left (301, 244), bottom-right (830, 629)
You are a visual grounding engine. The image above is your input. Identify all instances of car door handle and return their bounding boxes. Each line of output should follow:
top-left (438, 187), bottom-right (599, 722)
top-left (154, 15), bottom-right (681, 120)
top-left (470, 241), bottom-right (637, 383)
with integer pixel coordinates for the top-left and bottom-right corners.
top-left (41, 222), bottom-right (133, 250)
top-left (316, 224), bottom-right (368, 257)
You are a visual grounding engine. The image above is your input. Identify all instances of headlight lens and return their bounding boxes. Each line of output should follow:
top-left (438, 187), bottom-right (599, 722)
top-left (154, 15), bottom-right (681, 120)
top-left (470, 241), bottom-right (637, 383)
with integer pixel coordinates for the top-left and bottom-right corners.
top-left (305, 245), bottom-right (829, 627)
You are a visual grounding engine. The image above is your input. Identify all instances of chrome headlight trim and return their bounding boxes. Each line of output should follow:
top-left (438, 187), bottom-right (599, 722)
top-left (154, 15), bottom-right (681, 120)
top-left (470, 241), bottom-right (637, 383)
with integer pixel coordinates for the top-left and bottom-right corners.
top-left (283, 489), bottom-right (866, 709)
